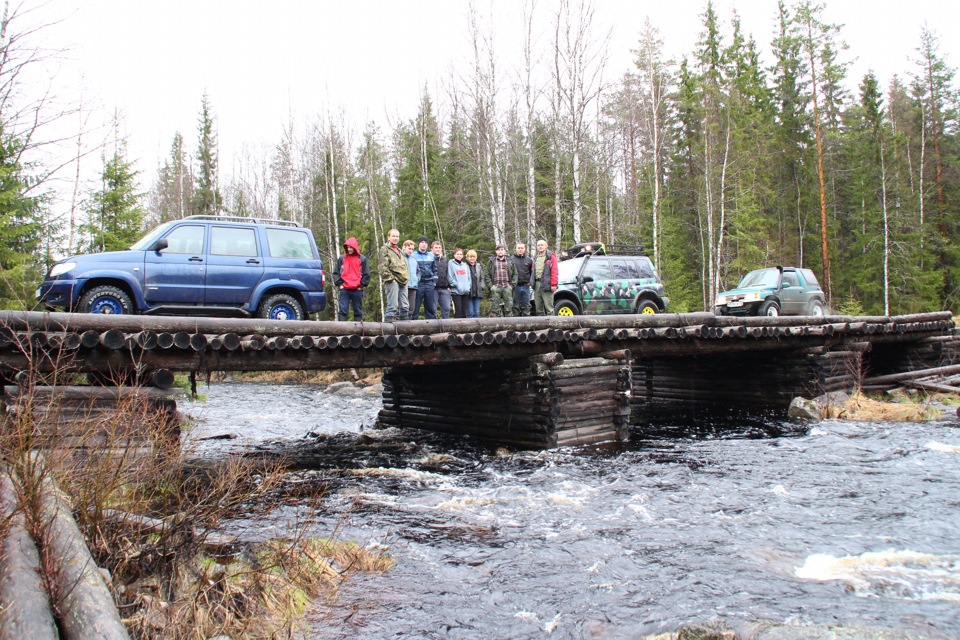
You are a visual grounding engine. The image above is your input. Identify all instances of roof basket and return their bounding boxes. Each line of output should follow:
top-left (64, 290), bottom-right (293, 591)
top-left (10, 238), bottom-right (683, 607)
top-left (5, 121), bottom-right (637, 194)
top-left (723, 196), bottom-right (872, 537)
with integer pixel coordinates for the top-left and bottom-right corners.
top-left (183, 215), bottom-right (302, 228)
top-left (559, 242), bottom-right (646, 260)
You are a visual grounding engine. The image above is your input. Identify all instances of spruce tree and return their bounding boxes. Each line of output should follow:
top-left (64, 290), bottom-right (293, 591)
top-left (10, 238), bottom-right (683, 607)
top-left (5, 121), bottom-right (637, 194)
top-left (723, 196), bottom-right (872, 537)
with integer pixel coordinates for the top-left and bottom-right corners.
top-left (0, 126), bottom-right (45, 309)
top-left (81, 145), bottom-right (146, 253)
top-left (193, 93), bottom-right (222, 216)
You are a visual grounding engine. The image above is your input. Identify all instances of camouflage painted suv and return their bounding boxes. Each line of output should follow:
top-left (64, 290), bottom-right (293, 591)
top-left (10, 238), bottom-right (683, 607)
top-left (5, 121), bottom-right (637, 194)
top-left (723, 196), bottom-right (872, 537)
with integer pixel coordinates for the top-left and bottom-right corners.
top-left (552, 243), bottom-right (668, 316)
top-left (714, 266), bottom-right (825, 317)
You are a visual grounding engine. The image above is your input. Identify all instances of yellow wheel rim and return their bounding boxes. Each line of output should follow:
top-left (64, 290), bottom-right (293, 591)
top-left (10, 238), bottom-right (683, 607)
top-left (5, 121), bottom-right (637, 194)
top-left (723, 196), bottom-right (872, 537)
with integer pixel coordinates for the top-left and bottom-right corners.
top-left (557, 306), bottom-right (575, 316)
top-left (640, 306), bottom-right (657, 314)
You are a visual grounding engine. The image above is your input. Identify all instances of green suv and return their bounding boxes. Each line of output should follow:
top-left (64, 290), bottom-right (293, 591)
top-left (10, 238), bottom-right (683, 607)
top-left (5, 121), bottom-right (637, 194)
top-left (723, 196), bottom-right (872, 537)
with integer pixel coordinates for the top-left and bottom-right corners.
top-left (552, 243), bottom-right (668, 316)
top-left (714, 266), bottom-right (825, 317)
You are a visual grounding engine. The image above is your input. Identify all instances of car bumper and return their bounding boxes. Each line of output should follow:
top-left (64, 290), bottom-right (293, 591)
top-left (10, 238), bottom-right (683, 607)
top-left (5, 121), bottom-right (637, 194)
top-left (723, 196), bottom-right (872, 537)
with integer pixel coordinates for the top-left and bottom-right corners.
top-left (305, 291), bottom-right (326, 313)
top-left (716, 301), bottom-right (761, 316)
top-left (36, 279), bottom-right (82, 310)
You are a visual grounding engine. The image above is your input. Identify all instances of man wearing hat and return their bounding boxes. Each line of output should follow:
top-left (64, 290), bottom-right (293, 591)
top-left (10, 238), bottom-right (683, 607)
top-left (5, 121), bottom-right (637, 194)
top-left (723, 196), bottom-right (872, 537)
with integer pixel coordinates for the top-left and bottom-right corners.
top-left (412, 235), bottom-right (438, 320)
top-left (486, 243), bottom-right (517, 316)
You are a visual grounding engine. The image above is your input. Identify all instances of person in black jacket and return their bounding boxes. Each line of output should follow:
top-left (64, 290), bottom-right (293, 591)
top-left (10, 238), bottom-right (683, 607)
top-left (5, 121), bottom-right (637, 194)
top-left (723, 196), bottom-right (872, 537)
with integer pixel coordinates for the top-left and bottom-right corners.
top-left (432, 240), bottom-right (451, 319)
top-left (510, 241), bottom-right (535, 316)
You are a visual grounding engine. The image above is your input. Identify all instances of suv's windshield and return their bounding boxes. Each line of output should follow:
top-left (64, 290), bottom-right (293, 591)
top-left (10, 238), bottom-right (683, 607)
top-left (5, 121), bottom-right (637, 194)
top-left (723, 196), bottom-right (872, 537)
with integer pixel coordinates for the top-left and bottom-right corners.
top-left (738, 268), bottom-right (780, 288)
top-left (130, 222), bottom-right (173, 251)
top-left (557, 258), bottom-right (583, 282)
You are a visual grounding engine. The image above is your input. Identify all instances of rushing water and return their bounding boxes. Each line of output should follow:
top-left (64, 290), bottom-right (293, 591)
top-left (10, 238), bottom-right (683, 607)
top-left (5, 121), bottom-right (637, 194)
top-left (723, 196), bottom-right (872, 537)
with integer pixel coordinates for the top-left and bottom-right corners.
top-left (183, 383), bottom-right (960, 639)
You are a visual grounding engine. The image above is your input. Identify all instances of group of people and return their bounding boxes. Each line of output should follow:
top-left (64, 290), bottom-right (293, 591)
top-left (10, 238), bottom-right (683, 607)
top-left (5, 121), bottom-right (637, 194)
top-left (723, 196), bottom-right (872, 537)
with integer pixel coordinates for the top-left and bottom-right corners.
top-left (332, 230), bottom-right (559, 322)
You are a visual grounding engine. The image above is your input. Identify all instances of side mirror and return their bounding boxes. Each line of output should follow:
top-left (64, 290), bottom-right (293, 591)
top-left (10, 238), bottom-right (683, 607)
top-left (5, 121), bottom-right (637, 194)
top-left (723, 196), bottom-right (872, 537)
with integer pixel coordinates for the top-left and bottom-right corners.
top-left (154, 238), bottom-right (169, 252)
top-left (580, 275), bottom-right (594, 284)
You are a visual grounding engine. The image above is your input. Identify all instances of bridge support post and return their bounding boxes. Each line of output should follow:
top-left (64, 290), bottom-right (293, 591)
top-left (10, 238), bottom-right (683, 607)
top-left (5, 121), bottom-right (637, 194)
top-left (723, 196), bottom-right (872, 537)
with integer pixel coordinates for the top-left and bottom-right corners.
top-left (378, 350), bottom-right (632, 449)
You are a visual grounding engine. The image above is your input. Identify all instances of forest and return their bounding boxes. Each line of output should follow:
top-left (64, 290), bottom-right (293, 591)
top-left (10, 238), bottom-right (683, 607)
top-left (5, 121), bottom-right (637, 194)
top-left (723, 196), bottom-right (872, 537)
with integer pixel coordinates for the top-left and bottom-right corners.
top-left (1, 0), bottom-right (957, 319)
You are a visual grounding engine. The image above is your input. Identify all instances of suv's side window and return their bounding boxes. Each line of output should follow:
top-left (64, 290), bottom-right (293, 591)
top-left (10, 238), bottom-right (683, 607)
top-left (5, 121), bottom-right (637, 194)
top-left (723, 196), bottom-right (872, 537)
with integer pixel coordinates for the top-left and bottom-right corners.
top-left (162, 225), bottom-right (205, 254)
top-left (637, 259), bottom-right (655, 280)
top-left (581, 257), bottom-right (611, 281)
top-left (210, 226), bottom-right (258, 257)
top-left (266, 229), bottom-right (313, 259)
top-left (782, 272), bottom-right (800, 287)
top-left (612, 259), bottom-right (638, 279)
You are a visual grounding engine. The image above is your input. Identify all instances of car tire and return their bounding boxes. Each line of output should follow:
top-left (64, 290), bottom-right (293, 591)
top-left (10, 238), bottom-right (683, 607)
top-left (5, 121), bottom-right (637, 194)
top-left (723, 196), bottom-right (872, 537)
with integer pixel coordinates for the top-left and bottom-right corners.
top-left (258, 293), bottom-right (304, 321)
top-left (636, 300), bottom-right (658, 315)
top-left (757, 300), bottom-right (780, 317)
top-left (78, 285), bottom-right (133, 315)
top-left (807, 299), bottom-right (826, 316)
top-left (554, 300), bottom-right (578, 316)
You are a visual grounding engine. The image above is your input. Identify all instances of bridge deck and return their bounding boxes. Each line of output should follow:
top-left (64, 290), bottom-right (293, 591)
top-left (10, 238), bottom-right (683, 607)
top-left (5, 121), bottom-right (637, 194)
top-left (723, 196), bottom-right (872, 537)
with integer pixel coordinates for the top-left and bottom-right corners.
top-left (0, 310), bottom-right (953, 374)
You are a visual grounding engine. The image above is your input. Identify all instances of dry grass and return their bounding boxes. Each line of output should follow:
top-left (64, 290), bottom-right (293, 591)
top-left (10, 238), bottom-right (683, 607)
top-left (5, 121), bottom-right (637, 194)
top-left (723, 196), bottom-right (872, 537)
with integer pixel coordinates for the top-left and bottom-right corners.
top-left (233, 368), bottom-right (383, 386)
top-left (820, 391), bottom-right (943, 421)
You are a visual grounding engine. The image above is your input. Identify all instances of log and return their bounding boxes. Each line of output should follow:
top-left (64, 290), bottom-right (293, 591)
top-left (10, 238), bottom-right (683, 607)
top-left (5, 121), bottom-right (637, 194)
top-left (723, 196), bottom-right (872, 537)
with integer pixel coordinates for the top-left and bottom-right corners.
top-left (0, 471), bottom-right (58, 640)
top-left (904, 380), bottom-right (960, 394)
top-left (862, 363), bottom-right (960, 386)
top-left (34, 465), bottom-right (130, 639)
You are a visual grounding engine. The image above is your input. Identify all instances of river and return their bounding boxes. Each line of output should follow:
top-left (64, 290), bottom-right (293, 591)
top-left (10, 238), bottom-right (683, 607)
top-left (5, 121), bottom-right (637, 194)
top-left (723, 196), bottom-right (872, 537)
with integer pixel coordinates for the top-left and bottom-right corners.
top-left (183, 382), bottom-right (960, 639)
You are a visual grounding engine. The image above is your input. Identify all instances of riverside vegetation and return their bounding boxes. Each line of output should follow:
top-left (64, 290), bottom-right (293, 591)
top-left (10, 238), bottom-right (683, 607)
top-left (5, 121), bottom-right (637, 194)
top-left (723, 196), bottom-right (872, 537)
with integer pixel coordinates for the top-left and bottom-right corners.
top-left (0, 368), bottom-right (393, 639)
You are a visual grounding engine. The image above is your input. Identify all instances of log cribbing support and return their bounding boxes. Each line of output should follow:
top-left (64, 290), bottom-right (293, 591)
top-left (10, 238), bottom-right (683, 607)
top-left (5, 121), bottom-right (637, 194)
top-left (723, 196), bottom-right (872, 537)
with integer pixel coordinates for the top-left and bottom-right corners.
top-left (379, 350), bottom-right (632, 448)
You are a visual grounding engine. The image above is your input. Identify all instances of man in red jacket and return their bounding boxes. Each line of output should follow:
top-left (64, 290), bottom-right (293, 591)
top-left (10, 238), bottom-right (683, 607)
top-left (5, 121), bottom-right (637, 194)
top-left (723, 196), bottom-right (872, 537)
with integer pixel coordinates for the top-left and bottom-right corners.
top-left (533, 239), bottom-right (559, 316)
top-left (332, 237), bottom-right (371, 321)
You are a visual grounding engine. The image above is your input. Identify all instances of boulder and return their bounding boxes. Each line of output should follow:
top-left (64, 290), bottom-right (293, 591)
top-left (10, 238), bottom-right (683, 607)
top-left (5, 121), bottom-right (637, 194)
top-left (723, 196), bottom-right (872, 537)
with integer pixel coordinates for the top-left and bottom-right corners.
top-left (788, 396), bottom-right (820, 420)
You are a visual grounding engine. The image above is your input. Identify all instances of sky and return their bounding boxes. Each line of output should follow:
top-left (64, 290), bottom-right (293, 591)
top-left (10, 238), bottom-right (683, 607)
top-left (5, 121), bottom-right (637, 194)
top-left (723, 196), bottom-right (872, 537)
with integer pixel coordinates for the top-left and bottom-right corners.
top-left (24, 0), bottom-right (960, 197)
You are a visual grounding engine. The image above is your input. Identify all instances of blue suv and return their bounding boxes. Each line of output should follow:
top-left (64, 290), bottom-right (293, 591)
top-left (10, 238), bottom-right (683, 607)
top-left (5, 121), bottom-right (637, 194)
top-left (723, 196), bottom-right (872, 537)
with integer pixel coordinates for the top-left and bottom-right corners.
top-left (37, 216), bottom-right (326, 320)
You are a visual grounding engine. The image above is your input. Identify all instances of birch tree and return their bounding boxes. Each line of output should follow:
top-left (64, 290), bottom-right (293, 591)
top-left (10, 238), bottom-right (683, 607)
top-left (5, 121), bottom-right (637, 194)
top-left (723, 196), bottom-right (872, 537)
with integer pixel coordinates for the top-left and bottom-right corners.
top-left (553, 0), bottom-right (607, 243)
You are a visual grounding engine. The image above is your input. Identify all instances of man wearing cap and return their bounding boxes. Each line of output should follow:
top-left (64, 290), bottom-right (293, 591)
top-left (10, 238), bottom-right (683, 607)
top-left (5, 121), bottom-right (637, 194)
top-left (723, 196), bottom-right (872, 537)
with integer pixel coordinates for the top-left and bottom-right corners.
top-left (486, 244), bottom-right (517, 316)
top-left (510, 241), bottom-right (534, 316)
top-left (412, 235), bottom-right (438, 320)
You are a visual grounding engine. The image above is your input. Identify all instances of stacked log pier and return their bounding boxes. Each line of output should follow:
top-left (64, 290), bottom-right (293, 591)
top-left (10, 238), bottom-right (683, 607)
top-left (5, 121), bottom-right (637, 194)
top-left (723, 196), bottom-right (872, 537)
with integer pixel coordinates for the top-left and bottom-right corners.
top-left (379, 351), bottom-right (631, 448)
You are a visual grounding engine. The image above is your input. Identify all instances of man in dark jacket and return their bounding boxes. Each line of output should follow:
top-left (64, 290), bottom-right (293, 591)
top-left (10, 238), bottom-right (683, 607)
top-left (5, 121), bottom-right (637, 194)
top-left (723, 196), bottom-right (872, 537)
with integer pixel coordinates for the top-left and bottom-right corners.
top-left (432, 240), bottom-right (451, 319)
top-left (510, 241), bottom-right (534, 316)
top-left (333, 237), bottom-right (371, 321)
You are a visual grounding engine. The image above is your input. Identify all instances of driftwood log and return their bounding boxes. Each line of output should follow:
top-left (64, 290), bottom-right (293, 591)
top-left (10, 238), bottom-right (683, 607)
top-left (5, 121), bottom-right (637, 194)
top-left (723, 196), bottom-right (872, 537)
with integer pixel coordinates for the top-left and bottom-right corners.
top-left (0, 471), bottom-right (58, 640)
top-left (36, 468), bottom-right (130, 640)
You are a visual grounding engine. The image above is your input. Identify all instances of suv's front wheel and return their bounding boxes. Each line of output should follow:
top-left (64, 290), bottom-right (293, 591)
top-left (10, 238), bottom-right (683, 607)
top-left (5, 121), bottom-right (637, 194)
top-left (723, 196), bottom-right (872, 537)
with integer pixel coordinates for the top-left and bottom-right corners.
top-left (757, 300), bottom-right (780, 316)
top-left (79, 285), bottom-right (133, 315)
top-left (554, 300), bottom-right (578, 316)
top-left (636, 300), bottom-right (659, 315)
top-left (258, 294), bottom-right (304, 321)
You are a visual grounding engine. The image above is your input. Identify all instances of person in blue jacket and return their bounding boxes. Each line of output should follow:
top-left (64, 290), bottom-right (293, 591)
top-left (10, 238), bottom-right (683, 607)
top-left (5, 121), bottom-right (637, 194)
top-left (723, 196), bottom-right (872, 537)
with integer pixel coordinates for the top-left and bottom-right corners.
top-left (403, 239), bottom-right (419, 318)
top-left (412, 235), bottom-right (438, 320)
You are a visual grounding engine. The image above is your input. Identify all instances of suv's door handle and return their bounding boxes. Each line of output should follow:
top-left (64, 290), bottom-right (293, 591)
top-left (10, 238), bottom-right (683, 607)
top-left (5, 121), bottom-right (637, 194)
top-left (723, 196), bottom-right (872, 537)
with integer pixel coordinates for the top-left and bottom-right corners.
top-left (246, 259), bottom-right (260, 264)
top-left (189, 256), bottom-right (204, 262)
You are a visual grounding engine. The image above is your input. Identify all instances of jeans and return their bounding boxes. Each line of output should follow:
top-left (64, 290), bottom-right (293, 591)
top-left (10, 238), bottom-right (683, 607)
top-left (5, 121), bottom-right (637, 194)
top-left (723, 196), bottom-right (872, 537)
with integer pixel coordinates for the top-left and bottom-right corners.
top-left (383, 280), bottom-right (408, 320)
top-left (436, 288), bottom-right (451, 319)
top-left (488, 286), bottom-right (513, 316)
top-left (534, 283), bottom-right (554, 316)
top-left (467, 296), bottom-right (482, 318)
top-left (414, 283), bottom-right (437, 320)
top-left (513, 285), bottom-right (531, 316)
top-left (408, 288), bottom-right (418, 317)
top-left (337, 288), bottom-right (363, 321)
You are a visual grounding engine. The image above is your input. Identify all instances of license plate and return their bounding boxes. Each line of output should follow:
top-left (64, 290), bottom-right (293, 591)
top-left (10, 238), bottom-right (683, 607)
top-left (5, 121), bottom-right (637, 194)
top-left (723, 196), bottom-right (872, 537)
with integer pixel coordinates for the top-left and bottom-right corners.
top-left (726, 300), bottom-right (743, 308)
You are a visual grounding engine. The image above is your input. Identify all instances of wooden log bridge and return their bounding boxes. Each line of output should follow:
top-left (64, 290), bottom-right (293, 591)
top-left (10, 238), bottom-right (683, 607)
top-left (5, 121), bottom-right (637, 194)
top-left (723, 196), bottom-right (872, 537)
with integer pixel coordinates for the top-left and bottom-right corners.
top-left (1, 310), bottom-right (956, 448)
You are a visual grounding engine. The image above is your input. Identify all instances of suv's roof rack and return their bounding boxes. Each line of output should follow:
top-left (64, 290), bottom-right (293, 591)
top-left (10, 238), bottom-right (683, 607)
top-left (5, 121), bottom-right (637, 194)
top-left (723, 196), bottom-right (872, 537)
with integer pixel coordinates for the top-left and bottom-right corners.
top-left (559, 242), bottom-right (647, 260)
top-left (183, 215), bottom-right (302, 228)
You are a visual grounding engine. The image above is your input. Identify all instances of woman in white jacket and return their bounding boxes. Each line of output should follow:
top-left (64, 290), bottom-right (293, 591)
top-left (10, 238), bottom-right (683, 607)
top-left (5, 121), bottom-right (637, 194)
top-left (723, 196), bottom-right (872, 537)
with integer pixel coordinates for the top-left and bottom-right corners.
top-left (447, 248), bottom-right (470, 319)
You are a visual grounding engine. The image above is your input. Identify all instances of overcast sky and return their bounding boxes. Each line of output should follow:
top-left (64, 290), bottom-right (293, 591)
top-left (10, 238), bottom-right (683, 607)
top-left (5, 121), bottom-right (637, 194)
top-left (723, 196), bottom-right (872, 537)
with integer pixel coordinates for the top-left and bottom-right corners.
top-left (31, 0), bottom-right (960, 190)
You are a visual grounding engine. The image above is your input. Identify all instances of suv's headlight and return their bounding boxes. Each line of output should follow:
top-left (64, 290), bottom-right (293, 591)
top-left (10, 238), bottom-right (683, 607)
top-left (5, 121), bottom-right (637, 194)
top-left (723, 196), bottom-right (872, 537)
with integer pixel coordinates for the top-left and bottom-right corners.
top-left (49, 262), bottom-right (76, 277)
top-left (716, 295), bottom-right (727, 305)
top-left (745, 292), bottom-right (761, 302)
